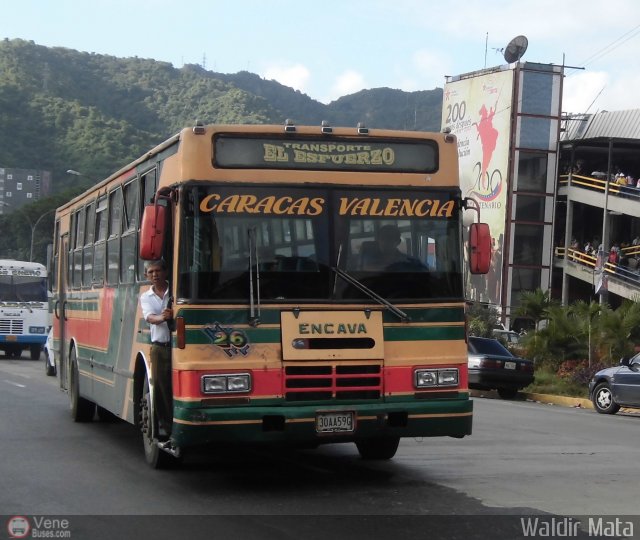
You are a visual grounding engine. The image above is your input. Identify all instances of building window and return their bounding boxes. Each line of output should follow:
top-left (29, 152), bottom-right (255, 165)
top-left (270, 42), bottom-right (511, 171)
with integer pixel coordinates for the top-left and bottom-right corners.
top-left (7, 174), bottom-right (13, 180)
top-left (515, 195), bottom-right (546, 222)
top-left (512, 224), bottom-right (544, 265)
top-left (520, 71), bottom-right (555, 116)
top-left (27, 193), bottom-right (33, 199)
top-left (517, 152), bottom-right (548, 193)
top-left (6, 191), bottom-right (11, 197)
top-left (27, 175), bottom-right (33, 181)
top-left (518, 117), bottom-right (559, 151)
top-left (17, 183), bottom-right (22, 190)
top-left (511, 268), bottom-right (542, 304)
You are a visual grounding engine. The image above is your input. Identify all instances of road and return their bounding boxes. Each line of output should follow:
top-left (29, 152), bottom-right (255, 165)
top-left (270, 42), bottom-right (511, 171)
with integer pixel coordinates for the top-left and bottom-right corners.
top-left (1, 353), bottom-right (639, 539)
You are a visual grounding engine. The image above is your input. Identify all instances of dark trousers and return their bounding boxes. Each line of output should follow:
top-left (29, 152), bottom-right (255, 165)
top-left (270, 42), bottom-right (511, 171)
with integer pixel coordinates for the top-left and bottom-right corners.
top-left (150, 343), bottom-right (173, 437)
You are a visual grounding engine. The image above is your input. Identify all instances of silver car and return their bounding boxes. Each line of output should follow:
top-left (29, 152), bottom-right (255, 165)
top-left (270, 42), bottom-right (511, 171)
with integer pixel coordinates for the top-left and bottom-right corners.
top-left (589, 353), bottom-right (640, 414)
top-left (44, 328), bottom-right (56, 376)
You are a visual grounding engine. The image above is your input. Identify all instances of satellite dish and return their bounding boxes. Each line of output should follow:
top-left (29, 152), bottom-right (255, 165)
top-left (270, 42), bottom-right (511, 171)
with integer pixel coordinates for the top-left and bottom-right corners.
top-left (503, 35), bottom-right (528, 63)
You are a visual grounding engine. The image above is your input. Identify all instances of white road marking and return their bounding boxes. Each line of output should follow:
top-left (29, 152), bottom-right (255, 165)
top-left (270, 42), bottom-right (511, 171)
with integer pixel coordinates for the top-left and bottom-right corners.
top-left (4, 379), bottom-right (26, 388)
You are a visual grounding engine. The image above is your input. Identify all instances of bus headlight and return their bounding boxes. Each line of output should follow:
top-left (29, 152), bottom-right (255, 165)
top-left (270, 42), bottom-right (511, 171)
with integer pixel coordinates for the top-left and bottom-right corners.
top-left (201, 373), bottom-right (251, 394)
top-left (415, 370), bottom-right (438, 387)
top-left (438, 369), bottom-right (459, 386)
top-left (414, 368), bottom-right (459, 388)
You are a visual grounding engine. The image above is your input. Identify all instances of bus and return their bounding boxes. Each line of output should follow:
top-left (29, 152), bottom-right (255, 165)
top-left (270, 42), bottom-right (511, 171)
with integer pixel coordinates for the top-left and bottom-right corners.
top-left (0, 259), bottom-right (49, 359)
top-left (51, 121), bottom-right (490, 468)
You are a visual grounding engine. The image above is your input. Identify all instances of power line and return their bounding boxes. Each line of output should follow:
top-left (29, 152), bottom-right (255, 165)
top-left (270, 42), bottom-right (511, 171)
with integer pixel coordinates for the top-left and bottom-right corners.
top-left (578, 23), bottom-right (640, 67)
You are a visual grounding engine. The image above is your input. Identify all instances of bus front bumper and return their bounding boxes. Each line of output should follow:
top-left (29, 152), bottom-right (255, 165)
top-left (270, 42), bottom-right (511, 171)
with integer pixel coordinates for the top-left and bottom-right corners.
top-left (170, 398), bottom-right (473, 448)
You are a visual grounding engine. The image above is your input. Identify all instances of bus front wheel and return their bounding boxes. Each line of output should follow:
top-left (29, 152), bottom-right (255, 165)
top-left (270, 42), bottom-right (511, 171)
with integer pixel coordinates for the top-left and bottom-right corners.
top-left (355, 437), bottom-right (400, 460)
top-left (69, 349), bottom-right (95, 422)
top-left (139, 374), bottom-right (179, 469)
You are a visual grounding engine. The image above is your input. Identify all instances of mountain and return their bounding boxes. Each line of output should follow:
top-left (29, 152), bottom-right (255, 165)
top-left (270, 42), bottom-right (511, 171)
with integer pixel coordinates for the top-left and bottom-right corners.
top-left (0, 38), bottom-right (443, 261)
top-left (0, 38), bottom-right (443, 192)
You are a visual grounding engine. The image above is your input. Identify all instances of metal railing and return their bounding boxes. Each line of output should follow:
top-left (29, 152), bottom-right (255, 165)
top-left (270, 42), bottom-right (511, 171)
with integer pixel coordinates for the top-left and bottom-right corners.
top-left (558, 173), bottom-right (640, 201)
top-left (555, 247), bottom-right (640, 289)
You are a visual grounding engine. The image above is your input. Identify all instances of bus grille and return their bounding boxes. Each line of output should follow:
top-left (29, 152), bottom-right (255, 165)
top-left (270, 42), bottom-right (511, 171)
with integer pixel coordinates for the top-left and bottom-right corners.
top-left (284, 364), bottom-right (382, 401)
top-left (0, 319), bottom-right (24, 335)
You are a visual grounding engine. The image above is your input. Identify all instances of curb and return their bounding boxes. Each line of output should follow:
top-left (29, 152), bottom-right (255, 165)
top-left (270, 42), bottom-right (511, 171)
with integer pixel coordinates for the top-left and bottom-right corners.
top-left (523, 392), bottom-right (593, 409)
top-left (471, 390), bottom-right (638, 414)
top-left (469, 389), bottom-right (591, 408)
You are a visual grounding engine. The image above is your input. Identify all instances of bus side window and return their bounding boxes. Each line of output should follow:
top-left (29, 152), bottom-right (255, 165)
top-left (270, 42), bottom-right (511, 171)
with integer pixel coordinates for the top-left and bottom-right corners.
top-left (107, 188), bottom-right (123, 286)
top-left (83, 202), bottom-right (96, 287)
top-left (93, 196), bottom-right (108, 286)
top-left (121, 179), bottom-right (139, 283)
top-left (68, 212), bottom-right (76, 289)
top-left (138, 168), bottom-right (157, 280)
top-left (51, 220), bottom-right (60, 293)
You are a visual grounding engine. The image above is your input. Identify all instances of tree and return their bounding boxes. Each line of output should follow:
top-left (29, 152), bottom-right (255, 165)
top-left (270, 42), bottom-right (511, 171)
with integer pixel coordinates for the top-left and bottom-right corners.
top-left (569, 300), bottom-right (602, 367)
top-left (466, 302), bottom-right (500, 338)
top-left (596, 300), bottom-right (640, 362)
top-left (514, 289), bottom-right (558, 331)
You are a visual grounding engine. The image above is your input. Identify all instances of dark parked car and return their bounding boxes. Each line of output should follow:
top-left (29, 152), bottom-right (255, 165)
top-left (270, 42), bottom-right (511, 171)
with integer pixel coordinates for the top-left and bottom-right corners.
top-left (468, 336), bottom-right (535, 399)
top-left (589, 353), bottom-right (640, 414)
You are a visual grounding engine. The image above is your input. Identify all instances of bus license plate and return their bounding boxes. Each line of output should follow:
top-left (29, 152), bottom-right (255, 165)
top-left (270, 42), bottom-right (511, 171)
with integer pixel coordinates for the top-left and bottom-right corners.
top-left (316, 411), bottom-right (355, 433)
top-left (504, 361), bottom-right (516, 370)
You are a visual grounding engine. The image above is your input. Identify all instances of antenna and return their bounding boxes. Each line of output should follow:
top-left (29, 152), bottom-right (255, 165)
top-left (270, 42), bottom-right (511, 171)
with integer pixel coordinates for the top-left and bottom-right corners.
top-left (503, 35), bottom-right (528, 63)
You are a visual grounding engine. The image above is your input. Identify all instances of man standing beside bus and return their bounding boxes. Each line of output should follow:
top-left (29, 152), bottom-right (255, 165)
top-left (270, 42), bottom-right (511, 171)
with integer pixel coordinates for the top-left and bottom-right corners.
top-left (139, 260), bottom-right (173, 440)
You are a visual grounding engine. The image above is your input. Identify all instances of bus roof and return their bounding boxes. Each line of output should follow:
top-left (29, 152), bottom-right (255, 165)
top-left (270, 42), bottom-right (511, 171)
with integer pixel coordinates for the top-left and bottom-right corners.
top-left (0, 259), bottom-right (47, 273)
top-left (57, 122), bottom-right (458, 212)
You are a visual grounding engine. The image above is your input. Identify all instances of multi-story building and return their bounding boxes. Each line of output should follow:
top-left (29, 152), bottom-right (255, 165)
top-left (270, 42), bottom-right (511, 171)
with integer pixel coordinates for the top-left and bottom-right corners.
top-left (442, 61), bottom-right (563, 330)
top-left (554, 109), bottom-right (640, 308)
top-left (0, 167), bottom-right (52, 215)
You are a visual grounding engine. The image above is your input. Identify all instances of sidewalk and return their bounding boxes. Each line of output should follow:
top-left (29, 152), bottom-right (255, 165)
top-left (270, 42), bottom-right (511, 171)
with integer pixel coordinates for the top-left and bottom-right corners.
top-left (470, 389), bottom-right (638, 414)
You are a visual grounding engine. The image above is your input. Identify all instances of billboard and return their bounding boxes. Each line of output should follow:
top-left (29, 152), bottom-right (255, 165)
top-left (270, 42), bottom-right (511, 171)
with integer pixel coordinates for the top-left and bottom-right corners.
top-left (442, 68), bottom-right (514, 306)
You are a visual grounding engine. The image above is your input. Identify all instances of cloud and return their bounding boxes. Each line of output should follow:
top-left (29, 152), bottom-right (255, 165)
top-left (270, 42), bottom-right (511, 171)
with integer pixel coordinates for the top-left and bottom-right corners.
top-left (562, 71), bottom-right (609, 114)
top-left (263, 63), bottom-right (311, 93)
top-left (325, 70), bottom-right (367, 102)
top-left (409, 49), bottom-right (451, 88)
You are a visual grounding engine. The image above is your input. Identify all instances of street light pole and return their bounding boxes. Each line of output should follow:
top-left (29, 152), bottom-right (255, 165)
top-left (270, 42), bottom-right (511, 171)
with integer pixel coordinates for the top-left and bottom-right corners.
top-left (0, 201), bottom-right (54, 261)
top-left (29, 209), bottom-right (56, 262)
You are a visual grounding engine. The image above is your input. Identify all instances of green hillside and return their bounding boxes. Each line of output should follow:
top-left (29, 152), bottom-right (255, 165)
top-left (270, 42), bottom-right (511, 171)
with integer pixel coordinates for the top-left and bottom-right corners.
top-left (0, 38), bottom-right (443, 261)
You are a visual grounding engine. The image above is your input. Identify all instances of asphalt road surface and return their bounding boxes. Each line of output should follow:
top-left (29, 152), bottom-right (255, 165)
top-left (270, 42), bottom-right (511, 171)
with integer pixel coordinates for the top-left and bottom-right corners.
top-left (1, 352), bottom-right (638, 540)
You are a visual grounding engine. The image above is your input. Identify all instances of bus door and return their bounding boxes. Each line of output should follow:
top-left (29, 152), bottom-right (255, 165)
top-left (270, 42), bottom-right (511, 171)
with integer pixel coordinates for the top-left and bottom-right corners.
top-left (56, 233), bottom-right (70, 391)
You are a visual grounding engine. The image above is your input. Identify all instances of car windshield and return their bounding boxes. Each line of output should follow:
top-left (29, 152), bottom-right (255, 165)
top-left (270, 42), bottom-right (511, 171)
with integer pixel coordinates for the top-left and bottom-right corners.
top-left (177, 184), bottom-right (463, 303)
top-left (468, 337), bottom-right (513, 357)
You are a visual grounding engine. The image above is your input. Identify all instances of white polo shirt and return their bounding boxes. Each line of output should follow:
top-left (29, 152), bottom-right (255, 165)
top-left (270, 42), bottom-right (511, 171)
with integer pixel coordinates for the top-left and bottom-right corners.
top-left (140, 283), bottom-right (171, 344)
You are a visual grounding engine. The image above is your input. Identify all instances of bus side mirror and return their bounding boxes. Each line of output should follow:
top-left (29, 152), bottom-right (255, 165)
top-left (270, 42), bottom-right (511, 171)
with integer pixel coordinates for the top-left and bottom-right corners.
top-left (139, 204), bottom-right (166, 260)
top-left (469, 223), bottom-right (491, 274)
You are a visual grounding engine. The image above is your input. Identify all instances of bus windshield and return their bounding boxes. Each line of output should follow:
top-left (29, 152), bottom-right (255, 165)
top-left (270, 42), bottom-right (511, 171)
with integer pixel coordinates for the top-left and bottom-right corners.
top-left (0, 274), bottom-right (48, 303)
top-left (177, 185), bottom-right (463, 303)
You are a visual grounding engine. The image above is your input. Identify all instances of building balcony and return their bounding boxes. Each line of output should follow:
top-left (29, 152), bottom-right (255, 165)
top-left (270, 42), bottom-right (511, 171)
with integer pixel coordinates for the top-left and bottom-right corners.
top-left (558, 173), bottom-right (640, 215)
top-left (554, 246), bottom-right (640, 300)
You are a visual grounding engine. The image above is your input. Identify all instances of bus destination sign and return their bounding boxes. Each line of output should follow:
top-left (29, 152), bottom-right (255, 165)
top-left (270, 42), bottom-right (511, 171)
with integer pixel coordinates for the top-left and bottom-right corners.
top-left (214, 136), bottom-right (438, 173)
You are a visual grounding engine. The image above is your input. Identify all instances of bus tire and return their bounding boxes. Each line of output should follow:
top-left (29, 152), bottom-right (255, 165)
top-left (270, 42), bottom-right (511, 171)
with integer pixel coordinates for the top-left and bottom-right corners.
top-left (69, 349), bottom-right (96, 422)
top-left (355, 437), bottom-right (400, 460)
top-left (30, 345), bottom-right (42, 360)
top-left (140, 373), bottom-right (179, 469)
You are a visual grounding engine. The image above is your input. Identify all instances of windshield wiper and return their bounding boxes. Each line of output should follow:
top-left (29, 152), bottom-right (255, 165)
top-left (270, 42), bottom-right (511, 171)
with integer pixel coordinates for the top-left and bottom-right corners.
top-left (331, 266), bottom-right (410, 323)
top-left (247, 227), bottom-right (261, 326)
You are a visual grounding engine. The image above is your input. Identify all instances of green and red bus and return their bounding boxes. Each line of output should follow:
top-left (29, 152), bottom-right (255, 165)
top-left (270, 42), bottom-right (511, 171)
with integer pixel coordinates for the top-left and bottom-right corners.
top-left (51, 121), bottom-right (490, 468)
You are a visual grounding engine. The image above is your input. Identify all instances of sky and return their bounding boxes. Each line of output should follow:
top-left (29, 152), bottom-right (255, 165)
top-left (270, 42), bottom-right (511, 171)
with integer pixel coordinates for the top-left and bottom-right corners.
top-left (3, 0), bottom-right (640, 115)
